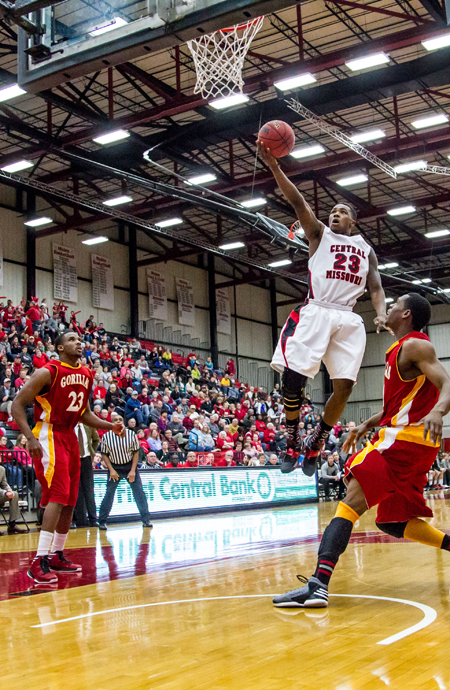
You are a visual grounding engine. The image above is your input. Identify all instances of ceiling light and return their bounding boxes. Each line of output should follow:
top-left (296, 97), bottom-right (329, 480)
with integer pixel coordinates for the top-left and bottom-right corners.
top-left (93, 129), bottom-right (130, 145)
top-left (422, 278), bottom-right (432, 283)
top-left (0, 84), bottom-right (26, 103)
top-left (422, 33), bottom-right (450, 51)
top-left (385, 297), bottom-right (394, 303)
top-left (412, 113), bottom-right (448, 129)
top-left (24, 217), bottom-right (52, 227)
top-left (240, 197), bottom-right (267, 208)
top-left (186, 173), bottom-right (217, 185)
top-left (412, 278), bottom-right (432, 284)
top-left (82, 236), bottom-right (109, 245)
top-left (425, 229), bottom-right (450, 238)
top-left (378, 263), bottom-right (399, 270)
top-left (1, 159), bottom-right (34, 173)
top-left (89, 17), bottom-right (128, 36)
top-left (219, 242), bottom-right (245, 250)
top-left (345, 53), bottom-right (389, 71)
top-left (155, 218), bottom-right (183, 228)
top-left (268, 259), bottom-right (292, 268)
top-left (412, 280), bottom-right (422, 285)
top-left (394, 160), bottom-right (427, 173)
top-left (387, 205), bottom-right (416, 216)
top-left (274, 73), bottom-right (316, 91)
top-left (336, 174), bottom-right (368, 186)
top-left (291, 144), bottom-right (325, 159)
top-left (349, 129), bottom-right (386, 144)
top-left (441, 288), bottom-right (450, 293)
top-left (102, 195), bottom-right (133, 207)
top-left (209, 94), bottom-right (249, 110)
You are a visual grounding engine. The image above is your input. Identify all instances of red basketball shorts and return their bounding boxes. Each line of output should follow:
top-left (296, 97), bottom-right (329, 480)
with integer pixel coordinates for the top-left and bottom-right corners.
top-left (33, 422), bottom-right (80, 507)
top-left (344, 426), bottom-right (439, 523)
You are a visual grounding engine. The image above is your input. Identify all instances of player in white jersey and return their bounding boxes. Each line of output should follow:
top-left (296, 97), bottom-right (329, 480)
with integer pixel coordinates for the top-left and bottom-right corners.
top-left (257, 141), bottom-right (387, 475)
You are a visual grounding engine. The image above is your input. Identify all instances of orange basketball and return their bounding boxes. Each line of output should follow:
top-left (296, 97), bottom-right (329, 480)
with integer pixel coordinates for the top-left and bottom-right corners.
top-left (258, 120), bottom-right (295, 158)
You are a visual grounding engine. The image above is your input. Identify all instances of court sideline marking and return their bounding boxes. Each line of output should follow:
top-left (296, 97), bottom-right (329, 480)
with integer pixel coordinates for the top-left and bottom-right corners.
top-left (30, 593), bottom-right (436, 645)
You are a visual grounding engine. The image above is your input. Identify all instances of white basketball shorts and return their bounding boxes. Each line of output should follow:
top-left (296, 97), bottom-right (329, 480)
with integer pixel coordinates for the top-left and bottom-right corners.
top-left (271, 301), bottom-right (366, 381)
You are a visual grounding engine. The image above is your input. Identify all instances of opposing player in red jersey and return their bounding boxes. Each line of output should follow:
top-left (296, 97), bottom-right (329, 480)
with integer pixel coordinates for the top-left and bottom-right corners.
top-left (273, 293), bottom-right (450, 608)
top-left (12, 332), bottom-right (125, 585)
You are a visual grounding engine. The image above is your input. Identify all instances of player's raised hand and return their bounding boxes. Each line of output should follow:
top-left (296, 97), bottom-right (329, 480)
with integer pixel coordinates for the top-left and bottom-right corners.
top-left (27, 435), bottom-right (44, 461)
top-left (257, 140), bottom-right (279, 171)
top-left (112, 421), bottom-right (126, 438)
top-left (423, 410), bottom-right (443, 445)
top-left (342, 424), bottom-right (366, 455)
top-left (374, 313), bottom-right (389, 334)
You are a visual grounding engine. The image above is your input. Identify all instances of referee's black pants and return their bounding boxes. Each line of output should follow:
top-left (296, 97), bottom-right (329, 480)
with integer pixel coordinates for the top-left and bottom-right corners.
top-left (99, 462), bottom-right (150, 524)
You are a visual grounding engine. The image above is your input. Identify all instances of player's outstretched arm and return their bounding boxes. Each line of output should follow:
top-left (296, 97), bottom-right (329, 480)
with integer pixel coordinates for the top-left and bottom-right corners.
top-left (81, 402), bottom-right (126, 437)
top-left (367, 250), bottom-right (388, 333)
top-left (404, 339), bottom-right (450, 445)
top-left (11, 367), bottom-right (52, 460)
top-left (256, 141), bottom-right (323, 242)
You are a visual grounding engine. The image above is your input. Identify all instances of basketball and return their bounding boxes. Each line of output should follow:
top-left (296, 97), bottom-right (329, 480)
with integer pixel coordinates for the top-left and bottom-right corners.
top-left (258, 120), bottom-right (296, 158)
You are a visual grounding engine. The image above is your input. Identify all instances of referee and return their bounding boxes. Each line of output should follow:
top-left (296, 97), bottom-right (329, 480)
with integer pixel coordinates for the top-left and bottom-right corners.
top-left (98, 415), bottom-right (152, 530)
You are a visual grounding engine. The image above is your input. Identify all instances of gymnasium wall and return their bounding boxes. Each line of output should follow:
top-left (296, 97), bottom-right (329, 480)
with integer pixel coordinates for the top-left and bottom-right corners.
top-left (0, 206), bottom-right (305, 390)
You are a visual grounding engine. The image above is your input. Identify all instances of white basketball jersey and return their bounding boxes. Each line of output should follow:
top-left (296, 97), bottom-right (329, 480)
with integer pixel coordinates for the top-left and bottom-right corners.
top-left (307, 226), bottom-right (371, 309)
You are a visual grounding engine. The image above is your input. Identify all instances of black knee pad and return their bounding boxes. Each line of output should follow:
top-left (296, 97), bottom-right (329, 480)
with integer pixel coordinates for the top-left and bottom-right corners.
top-left (376, 521), bottom-right (407, 539)
top-left (282, 368), bottom-right (307, 401)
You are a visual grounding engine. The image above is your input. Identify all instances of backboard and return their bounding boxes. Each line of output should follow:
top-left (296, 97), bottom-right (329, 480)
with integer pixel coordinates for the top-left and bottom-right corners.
top-left (17, 0), bottom-right (297, 92)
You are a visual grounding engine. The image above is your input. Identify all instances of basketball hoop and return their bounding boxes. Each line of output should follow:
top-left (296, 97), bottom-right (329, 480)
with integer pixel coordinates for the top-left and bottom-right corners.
top-left (187, 16), bottom-right (264, 100)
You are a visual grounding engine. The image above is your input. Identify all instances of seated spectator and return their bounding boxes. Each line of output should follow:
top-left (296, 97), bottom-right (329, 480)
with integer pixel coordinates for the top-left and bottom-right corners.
top-left (0, 459), bottom-right (26, 534)
top-left (188, 421), bottom-right (203, 450)
top-left (262, 423), bottom-right (276, 452)
top-left (93, 379), bottom-right (107, 407)
top-left (319, 452), bottom-right (346, 501)
top-left (148, 428), bottom-right (162, 452)
top-left (168, 412), bottom-right (186, 447)
top-left (180, 451), bottom-right (198, 468)
top-left (125, 390), bottom-right (145, 426)
top-left (0, 378), bottom-right (15, 420)
top-left (146, 451), bottom-right (163, 469)
top-left (214, 450), bottom-right (236, 467)
top-left (255, 452), bottom-right (266, 466)
top-left (137, 429), bottom-right (150, 454)
top-left (265, 453), bottom-right (280, 466)
top-left (243, 440), bottom-right (257, 461)
top-left (32, 346), bottom-right (49, 369)
top-left (165, 453), bottom-right (181, 468)
top-left (203, 451), bottom-right (215, 466)
top-left (156, 440), bottom-right (171, 465)
top-left (216, 430), bottom-right (234, 451)
top-left (251, 432), bottom-right (263, 454)
top-left (198, 425), bottom-right (214, 452)
top-left (164, 429), bottom-right (180, 453)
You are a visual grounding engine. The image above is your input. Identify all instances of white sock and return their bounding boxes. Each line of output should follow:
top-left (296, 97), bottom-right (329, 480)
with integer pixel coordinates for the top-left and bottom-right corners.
top-left (51, 532), bottom-right (68, 554)
top-left (36, 530), bottom-right (53, 557)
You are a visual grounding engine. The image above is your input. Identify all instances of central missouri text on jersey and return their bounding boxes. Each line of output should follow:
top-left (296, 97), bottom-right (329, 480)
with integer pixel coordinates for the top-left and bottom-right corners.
top-left (308, 226), bottom-right (371, 308)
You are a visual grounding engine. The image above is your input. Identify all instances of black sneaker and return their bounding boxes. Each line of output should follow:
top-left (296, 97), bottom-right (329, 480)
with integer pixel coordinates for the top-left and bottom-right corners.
top-left (142, 520), bottom-right (153, 528)
top-left (280, 447), bottom-right (300, 474)
top-left (273, 575), bottom-right (328, 608)
top-left (99, 522), bottom-right (107, 531)
top-left (300, 435), bottom-right (324, 477)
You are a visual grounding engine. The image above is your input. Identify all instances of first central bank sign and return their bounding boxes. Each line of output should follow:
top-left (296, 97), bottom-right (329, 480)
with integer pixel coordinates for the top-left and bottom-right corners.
top-left (94, 468), bottom-right (317, 517)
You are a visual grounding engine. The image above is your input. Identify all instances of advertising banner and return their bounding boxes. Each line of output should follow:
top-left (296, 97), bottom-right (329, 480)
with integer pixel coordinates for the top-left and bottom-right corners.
top-left (94, 467), bottom-right (317, 518)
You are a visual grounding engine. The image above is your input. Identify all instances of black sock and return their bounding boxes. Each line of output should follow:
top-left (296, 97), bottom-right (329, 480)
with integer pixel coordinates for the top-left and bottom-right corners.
top-left (312, 419), bottom-right (333, 445)
top-left (441, 534), bottom-right (450, 550)
top-left (313, 516), bottom-right (354, 585)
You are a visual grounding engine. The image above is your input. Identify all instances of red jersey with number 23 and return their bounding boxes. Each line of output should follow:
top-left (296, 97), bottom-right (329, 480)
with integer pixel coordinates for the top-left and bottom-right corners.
top-left (34, 360), bottom-right (94, 429)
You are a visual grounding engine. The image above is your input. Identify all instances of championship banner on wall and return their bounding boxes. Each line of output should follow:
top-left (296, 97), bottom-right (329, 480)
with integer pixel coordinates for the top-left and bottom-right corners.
top-left (94, 467), bottom-right (317, 518)
top-left (52, 243), bottom-right (77, 303)
top-left (0, 233), bottom-right (4, 287)
top-left (147, 268), bottom-right (168, 320)
top-left (216, 287), bottom-right (231, 335)
top-left (91, 253), bottom-right (114, 311)
top-left (175, 277), bottom-right (195, 327)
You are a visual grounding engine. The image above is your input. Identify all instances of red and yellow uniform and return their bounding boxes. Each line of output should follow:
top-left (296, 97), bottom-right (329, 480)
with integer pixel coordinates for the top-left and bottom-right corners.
top-left (33, 360), bottom-right (94, 506)
top-left (345, 331), bottom-right (439, 523)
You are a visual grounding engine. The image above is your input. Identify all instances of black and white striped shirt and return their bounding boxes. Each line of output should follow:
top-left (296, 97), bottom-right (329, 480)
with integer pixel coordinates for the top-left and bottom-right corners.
top-left (100, 429), bottom-right (140, 465)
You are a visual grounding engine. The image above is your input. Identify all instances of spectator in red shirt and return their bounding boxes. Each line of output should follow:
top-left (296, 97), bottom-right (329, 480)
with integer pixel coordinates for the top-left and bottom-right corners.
top-left (215, 430), bottom-right (234, 451)
top-left (262, 423), bottom-right (276, 452)
top-left (235, 403), bottom-right (246, 422)
top-left (182, 409), bottom-right (194, 432)
top-left (213, 450), bottom-right (236, 467)
top-left (251, 432), bottom-right (263, 453)
top-left (255, 415), bottom-right (266, 433)
top-left (32, 347), bottom-right (49, 369)
top-left (137, 429), bottom-right (150, 454)
top-left (180, 451), bottom-right (197, 468)
top-left (26, 303), bottom-right (41, 324)
top-left (93, 379), bottom-right (107, 405)
top-left (226, 358), bottom-right (236, 377)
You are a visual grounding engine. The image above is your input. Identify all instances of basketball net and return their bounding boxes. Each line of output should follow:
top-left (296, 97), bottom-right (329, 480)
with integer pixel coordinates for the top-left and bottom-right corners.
top-left (187, 16), bottom-right (264, 100)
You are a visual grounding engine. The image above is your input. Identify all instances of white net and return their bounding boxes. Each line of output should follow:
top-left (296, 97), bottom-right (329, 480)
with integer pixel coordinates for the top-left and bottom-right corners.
top-left (187, 16), bottom-right (264, 100)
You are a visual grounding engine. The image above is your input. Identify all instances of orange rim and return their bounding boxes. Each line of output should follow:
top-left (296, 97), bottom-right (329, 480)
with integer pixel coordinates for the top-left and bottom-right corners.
top-left (220, 17), bottom-right (263, 33)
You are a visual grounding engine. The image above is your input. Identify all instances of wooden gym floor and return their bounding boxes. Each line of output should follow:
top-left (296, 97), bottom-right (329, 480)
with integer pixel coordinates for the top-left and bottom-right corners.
top-left (1, 493), bottom-right (450, 690)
